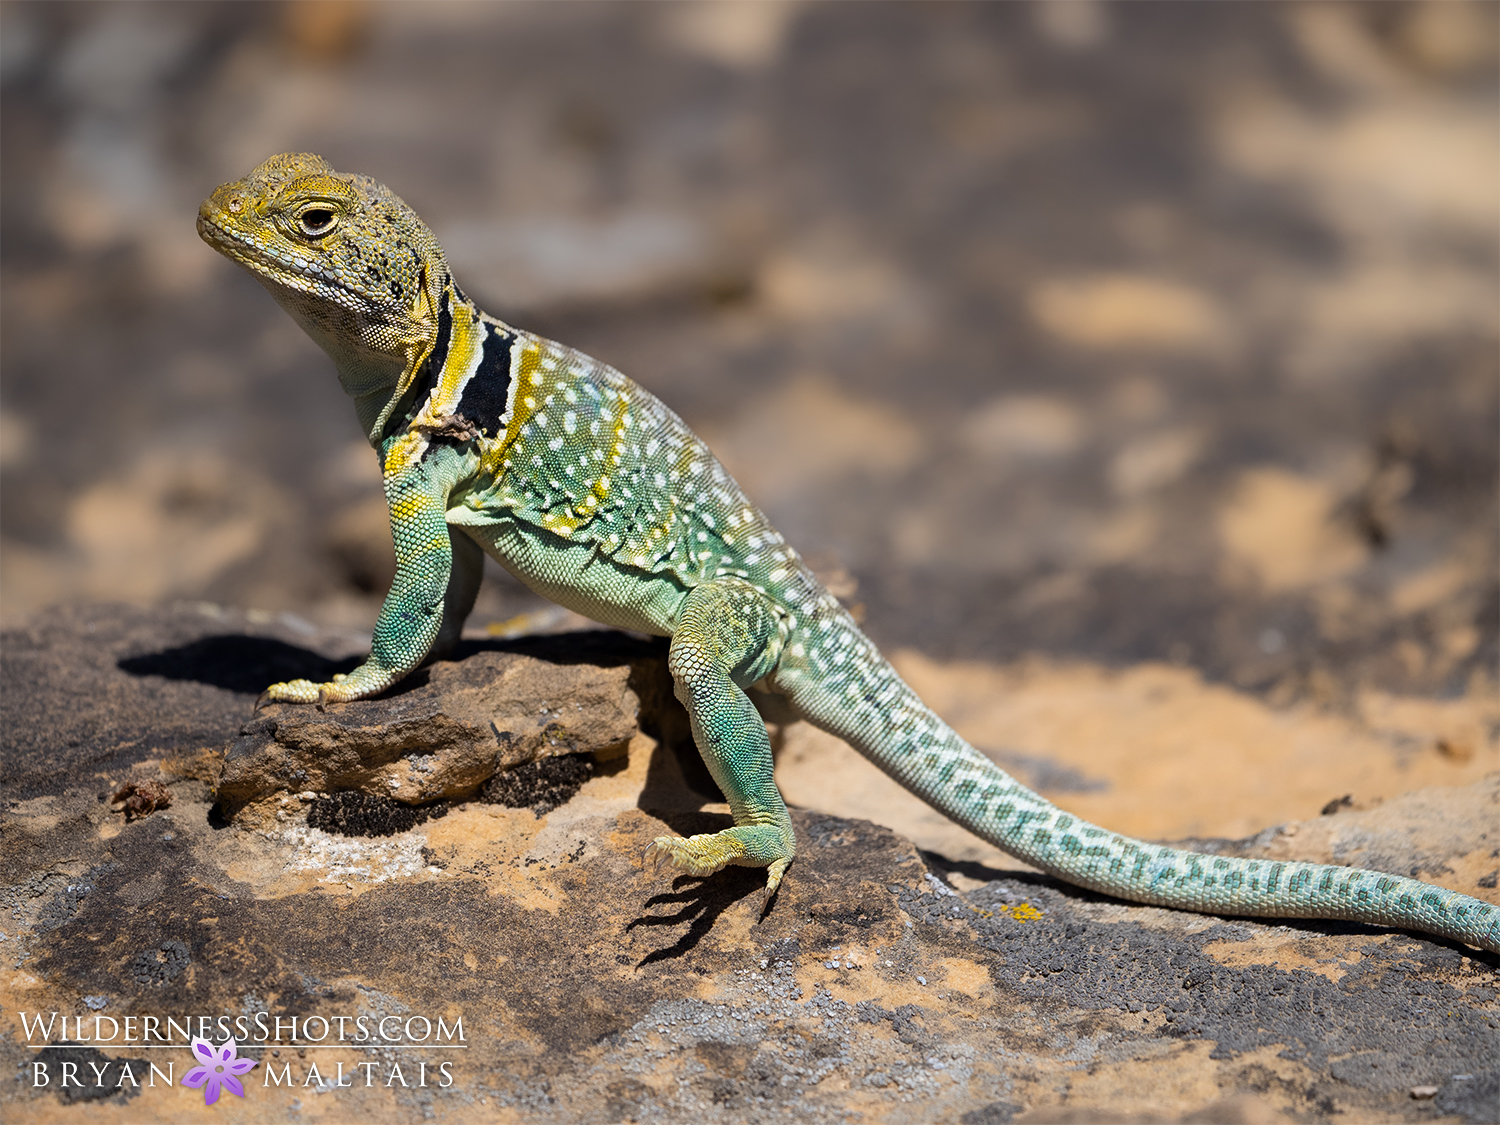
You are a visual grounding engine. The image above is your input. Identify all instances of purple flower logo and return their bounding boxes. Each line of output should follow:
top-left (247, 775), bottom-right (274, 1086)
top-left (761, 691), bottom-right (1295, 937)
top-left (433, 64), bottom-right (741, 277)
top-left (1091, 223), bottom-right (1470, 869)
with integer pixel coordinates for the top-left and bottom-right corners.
top-left (181, 1036), bottom-right (257, 1106)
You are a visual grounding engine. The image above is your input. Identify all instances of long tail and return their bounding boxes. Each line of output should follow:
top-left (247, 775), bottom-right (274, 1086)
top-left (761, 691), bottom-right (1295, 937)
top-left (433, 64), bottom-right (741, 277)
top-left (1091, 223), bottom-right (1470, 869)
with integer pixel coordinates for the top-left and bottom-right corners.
top-left (777, 621), bottom-right (1500, 954)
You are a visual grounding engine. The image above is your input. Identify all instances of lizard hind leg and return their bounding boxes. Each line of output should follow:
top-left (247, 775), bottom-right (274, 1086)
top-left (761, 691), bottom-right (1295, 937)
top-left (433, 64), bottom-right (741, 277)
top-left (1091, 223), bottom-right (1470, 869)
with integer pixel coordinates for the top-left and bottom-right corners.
top-left (654, 579), bottom-right (796, 893)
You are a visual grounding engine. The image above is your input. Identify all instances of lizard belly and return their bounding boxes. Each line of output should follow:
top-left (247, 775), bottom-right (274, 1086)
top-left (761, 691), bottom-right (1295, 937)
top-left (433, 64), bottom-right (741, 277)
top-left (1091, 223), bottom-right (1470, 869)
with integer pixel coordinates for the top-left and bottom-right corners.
top-left (448, 507), bottom-right (686, 636)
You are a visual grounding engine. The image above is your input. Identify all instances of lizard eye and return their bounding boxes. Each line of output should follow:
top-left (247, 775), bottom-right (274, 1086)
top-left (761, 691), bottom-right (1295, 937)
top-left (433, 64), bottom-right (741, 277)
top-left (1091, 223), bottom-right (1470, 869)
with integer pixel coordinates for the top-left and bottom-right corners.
top-left (297, 206), bottom-right (338, 237)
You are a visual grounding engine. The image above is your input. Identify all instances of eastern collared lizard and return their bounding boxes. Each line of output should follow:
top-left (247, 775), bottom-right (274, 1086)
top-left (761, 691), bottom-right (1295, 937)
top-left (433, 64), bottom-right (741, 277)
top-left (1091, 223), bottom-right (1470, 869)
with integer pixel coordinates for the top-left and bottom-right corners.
top-left (197, 153), bottom-right (1499, 955)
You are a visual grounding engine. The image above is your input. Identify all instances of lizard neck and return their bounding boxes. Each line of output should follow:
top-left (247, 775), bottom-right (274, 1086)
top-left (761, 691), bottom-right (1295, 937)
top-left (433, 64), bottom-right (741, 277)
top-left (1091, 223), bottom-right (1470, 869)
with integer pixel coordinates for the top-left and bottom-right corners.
top-left (346, 361), bottom-right (409, 445)
top-left (367, 280), bottom-right (487, 447)
top-left (253, 281), bottom-right (401, 441)
top-left (284, 268), bottom-right (478, 448)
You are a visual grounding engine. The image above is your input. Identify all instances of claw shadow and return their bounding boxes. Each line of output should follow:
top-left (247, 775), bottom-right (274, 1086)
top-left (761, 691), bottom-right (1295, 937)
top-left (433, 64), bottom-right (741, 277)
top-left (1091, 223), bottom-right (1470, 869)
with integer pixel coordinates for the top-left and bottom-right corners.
top-left (627, 866), bottom-right (765, 966)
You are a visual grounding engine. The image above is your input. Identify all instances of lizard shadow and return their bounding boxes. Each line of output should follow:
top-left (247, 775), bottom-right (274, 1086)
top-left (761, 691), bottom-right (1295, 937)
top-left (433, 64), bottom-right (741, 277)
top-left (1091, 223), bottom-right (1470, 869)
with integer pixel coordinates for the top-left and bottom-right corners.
top-left (117, 629), bottom-right (668, 697)
top-left (626, 864), bottom-right (766, 967)
top-left (116, 626), bottom-right (686, 714)
top-left (117, 635), bottom-right (362, 696)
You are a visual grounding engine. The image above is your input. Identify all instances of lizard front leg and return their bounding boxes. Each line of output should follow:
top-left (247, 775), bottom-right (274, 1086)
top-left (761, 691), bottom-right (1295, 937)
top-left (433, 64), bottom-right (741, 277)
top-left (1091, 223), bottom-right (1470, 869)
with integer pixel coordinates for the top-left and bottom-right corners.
top-left (649, 579), bottom-right (796, 894)
top-left (261, 458), bottom-right (461, 706)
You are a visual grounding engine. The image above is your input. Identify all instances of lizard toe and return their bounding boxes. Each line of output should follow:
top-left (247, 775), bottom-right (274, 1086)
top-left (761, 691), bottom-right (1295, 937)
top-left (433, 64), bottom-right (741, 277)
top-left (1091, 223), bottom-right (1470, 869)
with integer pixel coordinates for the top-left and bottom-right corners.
top-left (648, 833), bottom-right (740, 878)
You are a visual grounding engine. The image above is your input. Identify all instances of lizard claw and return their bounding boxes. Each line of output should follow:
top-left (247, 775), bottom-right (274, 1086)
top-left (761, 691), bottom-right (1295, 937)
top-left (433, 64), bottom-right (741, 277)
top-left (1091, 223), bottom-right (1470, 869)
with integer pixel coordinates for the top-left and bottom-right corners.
top-left (254, 689), bottom-right (273, 713)
top-left (644, 838), bottom-right (672, 871)
top-left (765, 858), bottom-right (790, 896)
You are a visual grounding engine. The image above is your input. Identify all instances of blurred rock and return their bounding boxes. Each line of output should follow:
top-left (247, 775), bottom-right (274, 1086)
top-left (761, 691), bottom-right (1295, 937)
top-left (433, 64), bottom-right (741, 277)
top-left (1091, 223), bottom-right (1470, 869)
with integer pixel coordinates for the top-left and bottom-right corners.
top-left (1027, 274), bottom-right (1230, 353)
top-left (280, 0), bottom-right (371, 63)
top-left (2, 3), bottom-right (1493, 703)
top-left (656, 0), bottom-right (803, 71)
top-left (324, 493), bottom-right (397, 595)
top-left (440, 211), bottom-right (725, 313)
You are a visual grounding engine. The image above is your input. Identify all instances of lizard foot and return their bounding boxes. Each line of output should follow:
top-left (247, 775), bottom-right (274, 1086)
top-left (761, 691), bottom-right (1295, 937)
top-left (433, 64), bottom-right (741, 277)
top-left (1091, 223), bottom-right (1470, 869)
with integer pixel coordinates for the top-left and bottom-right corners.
top-left (257, 678), bottom-right (356, 707)
top-left (255, 668), bottom-right (397, 710)
top-left (647, 834), bottom-right (741, 878)
top-left (646, 825), bottom-right (795, 892)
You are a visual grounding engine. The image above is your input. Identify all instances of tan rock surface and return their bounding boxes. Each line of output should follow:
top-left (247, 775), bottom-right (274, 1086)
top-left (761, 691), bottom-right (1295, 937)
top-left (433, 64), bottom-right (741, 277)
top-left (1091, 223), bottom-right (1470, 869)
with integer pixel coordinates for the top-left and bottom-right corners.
top-left (217, 639), bottom-right (676, 828)
top-left (3, 606), bottom-right (1496, 1124)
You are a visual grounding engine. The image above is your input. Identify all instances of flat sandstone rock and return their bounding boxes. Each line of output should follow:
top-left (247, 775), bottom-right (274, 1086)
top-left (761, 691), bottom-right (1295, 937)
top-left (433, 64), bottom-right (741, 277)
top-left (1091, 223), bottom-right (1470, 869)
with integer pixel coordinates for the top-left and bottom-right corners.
top-left (216, 635), bottom-right (680, 828)
top-left (1, 604), bottom-right (1496, 1124)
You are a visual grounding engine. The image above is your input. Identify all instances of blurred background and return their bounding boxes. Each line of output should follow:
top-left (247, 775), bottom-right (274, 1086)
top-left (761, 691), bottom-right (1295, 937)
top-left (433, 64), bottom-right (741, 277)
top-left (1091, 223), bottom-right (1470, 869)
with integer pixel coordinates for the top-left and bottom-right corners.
top-left (2, 0), bottom-right (1496, 707)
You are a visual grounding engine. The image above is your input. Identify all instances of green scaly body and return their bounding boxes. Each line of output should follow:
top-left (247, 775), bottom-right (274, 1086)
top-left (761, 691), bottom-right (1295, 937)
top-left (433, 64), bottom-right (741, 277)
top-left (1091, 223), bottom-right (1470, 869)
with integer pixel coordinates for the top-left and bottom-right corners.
top-left (198, 154), bottom-right (1500, 954)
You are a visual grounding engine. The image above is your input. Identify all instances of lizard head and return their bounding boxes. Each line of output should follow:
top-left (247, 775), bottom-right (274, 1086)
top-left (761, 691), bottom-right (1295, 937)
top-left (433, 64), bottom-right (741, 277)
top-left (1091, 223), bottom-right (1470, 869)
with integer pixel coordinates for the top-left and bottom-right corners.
top-left (197, 153), bottom-right (449, 435)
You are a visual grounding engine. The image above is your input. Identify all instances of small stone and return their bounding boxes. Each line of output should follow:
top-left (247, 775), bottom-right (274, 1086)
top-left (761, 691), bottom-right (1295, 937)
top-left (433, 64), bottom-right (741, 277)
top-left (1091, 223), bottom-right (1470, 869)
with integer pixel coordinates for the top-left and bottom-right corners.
top-left (112, 780), bottom-right (172, 821)
top-left (1409, 1086), bottom-right (1439, 1099)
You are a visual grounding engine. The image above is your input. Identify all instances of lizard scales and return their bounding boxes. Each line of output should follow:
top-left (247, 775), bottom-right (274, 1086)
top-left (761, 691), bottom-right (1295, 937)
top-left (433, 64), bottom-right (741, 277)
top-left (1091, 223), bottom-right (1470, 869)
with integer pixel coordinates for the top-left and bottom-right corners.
top-left (198, 153), bottom-right (1499, 955)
